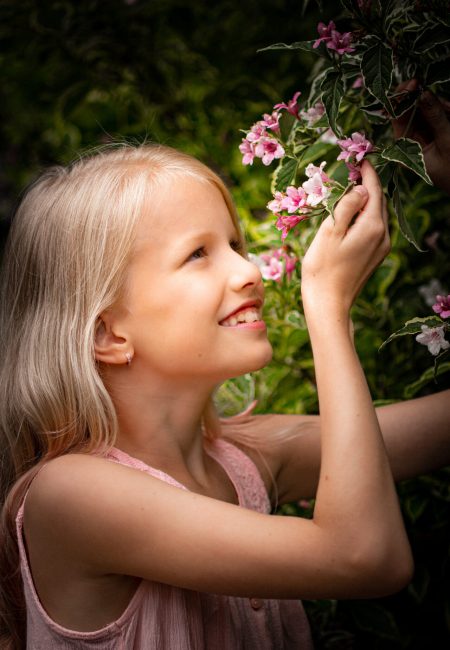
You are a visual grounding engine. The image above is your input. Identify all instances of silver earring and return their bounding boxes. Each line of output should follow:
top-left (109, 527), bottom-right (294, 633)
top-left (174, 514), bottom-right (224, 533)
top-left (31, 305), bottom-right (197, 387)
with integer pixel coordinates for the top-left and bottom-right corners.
top-left (125, 352), bottom-right (132, 366)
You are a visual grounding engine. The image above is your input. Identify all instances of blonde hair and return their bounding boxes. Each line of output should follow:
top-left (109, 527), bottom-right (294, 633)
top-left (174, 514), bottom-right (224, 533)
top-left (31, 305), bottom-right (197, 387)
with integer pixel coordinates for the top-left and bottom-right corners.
top-left (0, 143), bottom-right (241, 494)
top-left (0, 143), bottom-right (242, 647)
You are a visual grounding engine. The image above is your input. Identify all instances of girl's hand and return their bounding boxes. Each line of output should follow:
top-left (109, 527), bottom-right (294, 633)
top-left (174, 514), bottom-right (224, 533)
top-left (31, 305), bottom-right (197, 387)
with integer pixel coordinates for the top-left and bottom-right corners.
top-left (301, 161), bottom-right (390, 318)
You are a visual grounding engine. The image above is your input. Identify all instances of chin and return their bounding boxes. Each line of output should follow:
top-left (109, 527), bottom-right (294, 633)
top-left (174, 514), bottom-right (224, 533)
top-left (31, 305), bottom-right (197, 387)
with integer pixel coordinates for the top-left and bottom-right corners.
top-left (232, 342), bottom-right (273, 376)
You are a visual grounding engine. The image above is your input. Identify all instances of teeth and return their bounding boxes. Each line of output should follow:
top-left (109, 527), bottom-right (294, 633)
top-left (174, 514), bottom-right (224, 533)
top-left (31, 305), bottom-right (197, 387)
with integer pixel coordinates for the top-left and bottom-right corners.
top-left (221, 308), bottom-right (260, 327)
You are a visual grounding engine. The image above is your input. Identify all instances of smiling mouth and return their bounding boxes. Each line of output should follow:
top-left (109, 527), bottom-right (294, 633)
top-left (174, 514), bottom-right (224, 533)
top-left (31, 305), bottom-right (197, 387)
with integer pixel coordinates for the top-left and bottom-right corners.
top-left (220, 307), bottom-right (262, 327)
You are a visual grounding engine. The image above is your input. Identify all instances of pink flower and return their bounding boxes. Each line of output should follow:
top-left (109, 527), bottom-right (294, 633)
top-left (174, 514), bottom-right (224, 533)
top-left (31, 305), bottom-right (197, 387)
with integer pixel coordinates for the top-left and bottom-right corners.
top-left (274, 91), bottom-right (301, 119)
top-left (302, 162), bottom-right (331, 206)
top-left (254, 137), bottom-right (285, 165)
top-left (432, 295), bottom-right (450, 319)
top-left (352, 75), bottom-right (364, 89)
top-left (346, 162), bottom-right (362, 181)
top-left (337, 132), bottom-right (374, 181)
top-left (267, 191), bottom-right (285, 214)
top-left (246, 122), bottom-right (267, 143)
top-left (281, 186), bottom-right (308, 213)
top-left (260, 112), bottom-right (280, 132)
top-left (416, 325), bottom-right (450, 356)
top-left (313, 21), bottom-right (336, 48)
top-left (327, 30), bottom-right (355, 55)
top-left (276, 213), bottom-right (308, 240)
top-left (258, 247), bottom-right (298, 282)
top-left (260, 256), bottom-right (284, 282)
top-left (239, 139), bottom-right (256, 165)
top-left (305, 161), bottom-right (330, 182)
top-left (299, 102), bottom-right (325, 127)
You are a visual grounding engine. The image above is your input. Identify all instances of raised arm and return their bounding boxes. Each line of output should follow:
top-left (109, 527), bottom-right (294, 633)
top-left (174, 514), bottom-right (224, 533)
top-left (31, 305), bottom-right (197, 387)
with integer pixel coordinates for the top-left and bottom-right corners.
top-left (25, 164), bottom-right (413, 605)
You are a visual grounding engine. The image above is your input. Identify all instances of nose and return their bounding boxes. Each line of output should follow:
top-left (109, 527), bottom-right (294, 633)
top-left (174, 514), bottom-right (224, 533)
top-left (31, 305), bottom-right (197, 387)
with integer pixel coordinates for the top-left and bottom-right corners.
top-left (228, 251), bottom-right (263, 292)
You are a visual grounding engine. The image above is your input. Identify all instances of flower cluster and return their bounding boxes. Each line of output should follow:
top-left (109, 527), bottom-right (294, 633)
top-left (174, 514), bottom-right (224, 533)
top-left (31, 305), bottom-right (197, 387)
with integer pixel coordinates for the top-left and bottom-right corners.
top-left (313, 21), bottom-right (355, 55)
top-left (249, 247), bottom-right (297, 283)
top-left (415, 292), bottom-right (450, 356)
top-left (267, 163), bottom-right (333, 239)
top-left (239, 111), bottom-right (285, 166)
top-left (337, 132), bottom-right (374, 181)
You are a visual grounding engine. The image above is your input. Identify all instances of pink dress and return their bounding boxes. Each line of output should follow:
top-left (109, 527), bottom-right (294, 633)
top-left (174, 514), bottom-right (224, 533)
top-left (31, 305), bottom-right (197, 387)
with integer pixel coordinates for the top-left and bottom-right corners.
top-left (16, 439), bottom-right (313, 649)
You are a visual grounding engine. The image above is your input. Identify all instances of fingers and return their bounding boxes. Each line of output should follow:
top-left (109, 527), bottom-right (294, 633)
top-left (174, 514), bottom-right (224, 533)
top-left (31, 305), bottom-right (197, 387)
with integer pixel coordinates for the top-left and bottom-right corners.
top-left (333, 185), bottom-right (368, 234)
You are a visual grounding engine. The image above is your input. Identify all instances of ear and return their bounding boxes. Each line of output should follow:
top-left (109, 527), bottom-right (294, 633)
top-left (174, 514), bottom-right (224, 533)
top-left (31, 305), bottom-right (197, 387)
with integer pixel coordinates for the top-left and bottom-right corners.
top-left (94, 312), bottom-right (134, 366)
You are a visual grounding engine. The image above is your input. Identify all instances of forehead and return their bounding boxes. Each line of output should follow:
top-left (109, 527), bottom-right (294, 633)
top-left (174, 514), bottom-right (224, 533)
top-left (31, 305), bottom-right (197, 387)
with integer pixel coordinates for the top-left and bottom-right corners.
top-left (135, 176), bottom-right (236, 247)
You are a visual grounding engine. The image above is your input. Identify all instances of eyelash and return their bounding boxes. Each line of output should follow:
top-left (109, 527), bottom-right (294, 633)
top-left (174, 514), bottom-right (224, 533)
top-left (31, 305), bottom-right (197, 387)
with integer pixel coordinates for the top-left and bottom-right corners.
top-left (188, 240), bottom-right (244, 261)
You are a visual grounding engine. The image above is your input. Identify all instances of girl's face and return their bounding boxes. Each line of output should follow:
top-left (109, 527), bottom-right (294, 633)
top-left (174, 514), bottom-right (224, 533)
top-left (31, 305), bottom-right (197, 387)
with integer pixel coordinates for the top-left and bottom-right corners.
top-left (118, 176), bottom-right (273, 385)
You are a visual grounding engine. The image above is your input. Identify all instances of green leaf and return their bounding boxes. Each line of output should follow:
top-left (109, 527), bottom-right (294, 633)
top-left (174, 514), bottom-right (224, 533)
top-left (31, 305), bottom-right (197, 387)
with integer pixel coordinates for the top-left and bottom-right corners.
top-left (320, 69), bottom-right (344, 137)
top-left (257, 40), bottom-right (316, 53)
top-left (413, 24), bottom-right (450, 53)
top-left (404, 361), bottom-right (450, 398)
top-left (379, 316), bottom-right (444, 351)
top-left (271, 157), bottom-right (298, 193)
top-left (374, 161), bottom-right (395, 189)
top-left (388, 170), bottom-right (425, 251)
top-left (360, 40), bottom-right (394, 116)
top-left (381, 138), bottom-right (432, 185)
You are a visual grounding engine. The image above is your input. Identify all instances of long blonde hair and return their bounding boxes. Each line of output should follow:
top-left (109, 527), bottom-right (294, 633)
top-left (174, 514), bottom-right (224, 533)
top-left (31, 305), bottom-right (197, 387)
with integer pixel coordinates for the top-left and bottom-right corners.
top-left (0, 143), bottom-right (242, 648)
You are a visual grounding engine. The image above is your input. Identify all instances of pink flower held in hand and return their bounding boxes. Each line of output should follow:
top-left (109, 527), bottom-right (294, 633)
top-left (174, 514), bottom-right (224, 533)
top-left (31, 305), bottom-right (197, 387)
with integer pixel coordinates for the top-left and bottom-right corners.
top-left (347, 132), bottom-right (374, 161)
top-left (313, 21), bottom-right (336, 48)
top-left (239, 139), bottom-right (256, 165)
top-left (432, 295), bottom-right (450, 319)
top-left (346, 162), bottom-right (362, 182)
top-left (327, 30), bottom-right (355, 55)
top-left (416, 325), bottom-right (450, 356)
top-left (274, 91), bottom-right (301, 119)
top-left (254, 137), bottom-right (285, 165)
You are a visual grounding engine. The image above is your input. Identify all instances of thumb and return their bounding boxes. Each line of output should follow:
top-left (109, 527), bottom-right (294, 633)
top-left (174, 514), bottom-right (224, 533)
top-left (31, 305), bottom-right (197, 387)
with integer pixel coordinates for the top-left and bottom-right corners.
top-left (419, 91), bottom-right (450, 139)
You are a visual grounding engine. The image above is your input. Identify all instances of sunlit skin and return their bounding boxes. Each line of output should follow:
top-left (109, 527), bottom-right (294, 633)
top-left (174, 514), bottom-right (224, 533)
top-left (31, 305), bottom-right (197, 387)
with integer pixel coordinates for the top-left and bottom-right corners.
top-left (95, 177), bottom-right (273, 481)
top-left (22, 163), bottom-right (449, 634)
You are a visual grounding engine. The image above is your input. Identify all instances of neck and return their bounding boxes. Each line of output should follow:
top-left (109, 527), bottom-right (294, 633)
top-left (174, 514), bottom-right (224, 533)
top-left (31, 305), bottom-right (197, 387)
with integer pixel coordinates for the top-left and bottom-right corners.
top-left (103, 366), bottom-right (217, 478)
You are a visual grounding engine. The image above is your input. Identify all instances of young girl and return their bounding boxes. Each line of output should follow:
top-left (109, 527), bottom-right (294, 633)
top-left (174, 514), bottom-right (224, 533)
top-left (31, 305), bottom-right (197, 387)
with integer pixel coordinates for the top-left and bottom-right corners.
top-left (0, 143), bottom-right (448, 650)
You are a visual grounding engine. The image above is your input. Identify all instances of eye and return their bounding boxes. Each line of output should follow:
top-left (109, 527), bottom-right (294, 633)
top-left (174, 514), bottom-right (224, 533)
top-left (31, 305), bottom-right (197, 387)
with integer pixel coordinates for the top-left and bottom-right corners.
top-left (187, 246), bottom-right (207, 262)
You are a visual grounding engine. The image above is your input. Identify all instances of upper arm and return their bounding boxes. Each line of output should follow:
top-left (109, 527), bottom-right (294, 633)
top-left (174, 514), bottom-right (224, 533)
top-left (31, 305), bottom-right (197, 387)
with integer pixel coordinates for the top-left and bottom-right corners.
top-left (24, 452), bottom-right (406, 600)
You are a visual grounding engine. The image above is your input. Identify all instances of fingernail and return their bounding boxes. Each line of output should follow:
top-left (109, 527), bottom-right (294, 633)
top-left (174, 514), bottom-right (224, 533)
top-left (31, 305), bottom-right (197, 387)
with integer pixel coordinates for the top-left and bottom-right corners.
top-left (354, 185), bottom-right (368, 196)
top-left (406, 79), bottom-right (417, 92)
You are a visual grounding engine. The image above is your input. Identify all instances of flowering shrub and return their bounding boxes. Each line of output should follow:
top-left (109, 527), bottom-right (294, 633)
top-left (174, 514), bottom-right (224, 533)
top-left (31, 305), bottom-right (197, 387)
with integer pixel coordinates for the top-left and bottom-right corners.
top-left (240, 0), bottom-right (450, 377)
